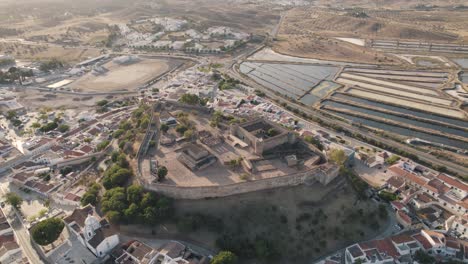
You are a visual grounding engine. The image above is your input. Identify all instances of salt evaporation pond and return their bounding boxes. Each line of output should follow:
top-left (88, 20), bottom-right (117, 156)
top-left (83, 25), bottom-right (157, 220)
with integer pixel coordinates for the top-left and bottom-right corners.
top-left (332, 94), bottom-right (468, 128)
top-left (240, 62), bottom-right (339, 103)
top-left (453, 58), bottom-right (468, 69)
top-left (323, 100), bottom-right (467, 138)
top-left (328, 112), bottom-right (468, 149)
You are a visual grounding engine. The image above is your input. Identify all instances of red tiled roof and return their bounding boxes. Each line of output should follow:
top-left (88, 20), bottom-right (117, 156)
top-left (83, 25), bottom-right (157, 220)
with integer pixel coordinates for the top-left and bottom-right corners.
top-left (0, 234), bottom-right (15, 247)
top-left (87, 127), bottom-right (100, 136)
top-left (417, 193), bottom-right (436, 203)
top-left (361, 238), bottom-right (400, 259)
top-left (412, 234), bottom-right (432, 250)
top-left (12, 172), bottom-right (33, 183)
top-left (398, 211), bottom-right (412, 224)
top-left (427, 179), bottom-right (449, 194)
top-left (387, 176), bottom-right (405, 189)
top-left (79, 145), bottom-right (93, 154)
top-left (391, 201), bottom-right (405, 210)
top-left (446, 237), bottom-right (460, 250)
top-left (389, 166), bottom-right (427, 187)
top-left (64, 150), bottom-right (85, 158)
top-left (438, 174), bottom-right (468, 193)
top-left (391, 234), bottom-right (414, 244)
top-left (50, 145), bottom-right (64, 152)
top-left (64, 193), bottom-right (81, 202)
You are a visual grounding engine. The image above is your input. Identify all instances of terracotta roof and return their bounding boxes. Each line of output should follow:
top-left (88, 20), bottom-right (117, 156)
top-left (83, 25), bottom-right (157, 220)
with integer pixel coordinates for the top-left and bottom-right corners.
top-left (63, 205), bottom-right (94, 228)
top-left (389, 165), bottom-right (427, 187)
top-left (391, 201), bottom-right (405, 210)
top-left (50, 145), bottom-right (64, 152)
top-left (12, 171), bottom-right (34, 183)
top-left (387, 176), bottom-right (405, 189)
top-left (360, 238), bottom-right (400, 259)
top-left (0, 234), bottom-right (15, 247)
top-left (398, 211), bottom-right (412, 225)
top-left (391, 234), bottom-right (414, 244)
top-left (63, 150), bottom-right (84, 158)
top-left (412, 234), bottom-right (432, 250)
top-left (64, 193), bottom-right (81, 202)
top-left (2, 241), bottom-right (19, 251)
top-left (87, 127), bottom-right (100, 136)
top-left (79, 145), bottom-right (93, 154)
top-left (438, 174), bottom-right (468, 193)
top-left (417, 193), bottom-right (436, 203)
top-left (446, 237), bottom-right (460, 250)
top-left (427, 178), bottom-right (449, 194)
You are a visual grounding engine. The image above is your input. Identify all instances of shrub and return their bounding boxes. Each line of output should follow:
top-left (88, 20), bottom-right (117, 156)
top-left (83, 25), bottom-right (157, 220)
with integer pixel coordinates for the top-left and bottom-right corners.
top-left (31, 218), bottom-right (64, 245)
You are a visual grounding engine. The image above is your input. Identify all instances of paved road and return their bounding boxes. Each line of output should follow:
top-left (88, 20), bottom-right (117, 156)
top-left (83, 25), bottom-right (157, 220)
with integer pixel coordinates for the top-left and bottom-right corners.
top-left (226, 67), bottom-right (468, 176)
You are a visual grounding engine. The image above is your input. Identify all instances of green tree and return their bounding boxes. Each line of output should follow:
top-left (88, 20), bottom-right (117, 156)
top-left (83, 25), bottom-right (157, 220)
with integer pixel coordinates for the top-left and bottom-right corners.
top-left (106, 211), bottom-right (122, 223)
top-left (96, 100), bottom-right (108, 107)
top-left (157, 166), bottom-right (168, 181)
top-left (101, 187), bottom-right (128, 213)
top-left (175, 124), bottom-right (188, 134)
top-left (39, 122), bottom-right (58, 132)
top-left (58, 124), bottom-right (70, 133)
top-left (160, 123), bottom-right (169, 133)
top-left (80, 183), bottom-right (101, 206)
top-left (179, 93), bottom-right (201, 105)
top-left (211, 251), bottom-right (237, 264)
top-left (96, 140), bottom-right (110, 151)
top-left (127, 185), bottom-right (143, 204)
top-left (140, 116), bottom-right (150, 129)
top-left (386, 155), bottom-right (400, 165)
top-left (31, 218), bottom-right (64, 245)
top-left (124, 203), bottom-right (140, 220)
top-left (254, 239), bottom-right (277, 260)
top-left (183, 129), bottom-right (194, 139)
top-left (329, 148), bottom-right (346, 165)
top-left (5, 192), bottom-right (22, 209)
top-left (31, 122), bottom-right (41, 129)
top-left (6, 110), bottom-right (17, 120)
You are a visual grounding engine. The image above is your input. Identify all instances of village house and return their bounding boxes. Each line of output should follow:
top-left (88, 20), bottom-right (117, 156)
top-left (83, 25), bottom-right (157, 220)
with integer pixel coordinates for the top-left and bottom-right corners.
top-left (344, 229), bottom-right (467, 264)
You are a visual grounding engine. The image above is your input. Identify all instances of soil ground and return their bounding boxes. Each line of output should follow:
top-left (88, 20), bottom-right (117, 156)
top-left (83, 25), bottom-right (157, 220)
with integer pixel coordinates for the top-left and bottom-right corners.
top-left (70, 58), bottom-right (176, 92)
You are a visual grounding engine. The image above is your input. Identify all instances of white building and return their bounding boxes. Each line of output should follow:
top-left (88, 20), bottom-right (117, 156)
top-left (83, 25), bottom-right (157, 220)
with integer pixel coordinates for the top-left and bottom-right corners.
top-left (64, 205), bottom-right (119, 259)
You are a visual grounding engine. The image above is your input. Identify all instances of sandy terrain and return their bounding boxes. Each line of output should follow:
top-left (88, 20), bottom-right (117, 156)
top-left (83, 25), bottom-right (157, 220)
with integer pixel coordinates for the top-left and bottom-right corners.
top-left (71, 59), bottom-right (171, 92)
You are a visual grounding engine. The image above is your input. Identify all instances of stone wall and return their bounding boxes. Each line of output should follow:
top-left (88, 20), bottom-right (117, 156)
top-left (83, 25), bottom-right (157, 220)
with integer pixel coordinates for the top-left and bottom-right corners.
top-left (143, 164), bottom-right (339, 199)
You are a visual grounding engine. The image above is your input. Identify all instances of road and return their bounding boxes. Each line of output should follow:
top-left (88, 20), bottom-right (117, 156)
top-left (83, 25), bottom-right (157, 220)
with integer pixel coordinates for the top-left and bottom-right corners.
top-left (226, 66), bottom-right (468, 176)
